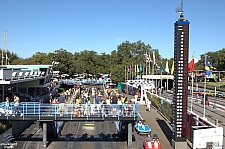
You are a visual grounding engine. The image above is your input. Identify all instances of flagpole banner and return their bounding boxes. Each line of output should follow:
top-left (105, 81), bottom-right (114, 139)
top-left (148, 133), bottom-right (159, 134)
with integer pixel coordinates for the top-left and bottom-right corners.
top-left (205, 56), bottom-right (211, 76)
top-left (160, 63), bottom-right (166, 73)
top-left (171, 60), bottom-right (174, 75)
top-left (165, 60), bottom-right (169, 74)
top-left (188, 58), bottom-right (195, 73)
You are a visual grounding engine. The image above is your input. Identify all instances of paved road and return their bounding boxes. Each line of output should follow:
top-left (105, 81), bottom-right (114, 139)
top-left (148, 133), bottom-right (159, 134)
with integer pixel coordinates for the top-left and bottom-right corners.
top-left (161, 92), bottom-right (225, 145)
top-left (121, 93), bottom-right (175, 149)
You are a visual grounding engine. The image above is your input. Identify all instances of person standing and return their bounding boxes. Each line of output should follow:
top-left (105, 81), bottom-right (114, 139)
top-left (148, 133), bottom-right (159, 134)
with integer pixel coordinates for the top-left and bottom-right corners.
top-left (5, 97), bottom-right (10, 116)
top-left (146, 98), bottom-right (151, 112)
top-left (134, 94), bottom-right (138, 104)
top-left (58, 94), bottom-right (66, 116)
top-left (13, 95), bottom-right (23, 117)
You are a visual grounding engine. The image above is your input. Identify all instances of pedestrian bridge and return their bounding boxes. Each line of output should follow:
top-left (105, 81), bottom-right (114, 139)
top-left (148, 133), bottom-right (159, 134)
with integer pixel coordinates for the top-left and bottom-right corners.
top-left (0, 102), bottom-right (138, 121)
top-left (60, 79), bottom-right (104, 85)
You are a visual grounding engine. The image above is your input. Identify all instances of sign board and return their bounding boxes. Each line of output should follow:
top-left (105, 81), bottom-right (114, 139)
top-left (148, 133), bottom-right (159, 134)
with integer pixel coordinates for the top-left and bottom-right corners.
top-left (193, 127), bottom-right (223, 149)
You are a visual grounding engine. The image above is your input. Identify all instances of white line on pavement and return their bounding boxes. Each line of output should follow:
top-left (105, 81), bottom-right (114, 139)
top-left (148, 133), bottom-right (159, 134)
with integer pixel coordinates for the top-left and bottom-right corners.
top-left (138, 112), bottom-right (144, 120)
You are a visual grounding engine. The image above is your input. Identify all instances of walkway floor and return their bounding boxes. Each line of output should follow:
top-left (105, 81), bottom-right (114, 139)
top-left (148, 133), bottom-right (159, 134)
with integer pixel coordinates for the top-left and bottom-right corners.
top-left (121, 93), bottom-right (174, 149)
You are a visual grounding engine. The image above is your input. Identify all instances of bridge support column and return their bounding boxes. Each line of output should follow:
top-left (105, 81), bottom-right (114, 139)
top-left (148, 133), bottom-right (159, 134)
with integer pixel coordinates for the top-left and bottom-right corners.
top-left (16, 83), bottom-right (18, 93)
top-left (2, 85), bottom-right (4, 102)
top-left (127, 123), bottom-right (132, 148)
top-left (43, 122), bottom-right (47, 148)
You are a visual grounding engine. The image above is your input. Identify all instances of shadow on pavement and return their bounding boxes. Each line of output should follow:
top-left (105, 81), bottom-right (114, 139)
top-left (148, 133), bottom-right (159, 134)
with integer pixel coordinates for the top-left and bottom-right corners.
top-left (156, 118), bottom-right (172, 143)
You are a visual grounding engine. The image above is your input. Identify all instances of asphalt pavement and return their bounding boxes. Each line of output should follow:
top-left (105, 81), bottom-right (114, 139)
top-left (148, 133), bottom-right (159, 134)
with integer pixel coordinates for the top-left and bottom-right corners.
top-left (121, 93), bottom-right (175, 149)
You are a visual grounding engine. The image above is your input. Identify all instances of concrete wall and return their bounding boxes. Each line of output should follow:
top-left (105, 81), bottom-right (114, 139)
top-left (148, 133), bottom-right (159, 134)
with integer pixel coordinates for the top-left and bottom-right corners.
top-left (12, 121), bottom-right (34, 138)
top-left (39, 121), bottom-right (57, 138)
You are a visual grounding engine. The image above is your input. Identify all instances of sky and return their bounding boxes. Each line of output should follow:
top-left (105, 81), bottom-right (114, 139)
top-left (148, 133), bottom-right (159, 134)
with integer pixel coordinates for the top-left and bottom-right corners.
top-left (0, 0), bottom-right (224, 60)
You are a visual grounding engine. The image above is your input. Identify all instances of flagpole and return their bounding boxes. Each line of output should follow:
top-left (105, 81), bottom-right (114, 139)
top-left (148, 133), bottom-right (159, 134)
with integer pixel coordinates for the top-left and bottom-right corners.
top-left (191, 71), bottom-right (194, 111)
top-left (152, 51), bottom-right (155, 95)
top-left (191, 55), bottom-right (194, 112)
top-left (160, 68), bottom-right (162, 97)
top-left (125, 66), bottom-right (126, 82)
top-left (131, 64), bottom-right (133, 80)
top-left (167, 78), bottom-right (168, 90)
top-left (127, 67), bottom-right (129, 81)
top-left (149, 50), bottom-right (151, 75)
top-left (203, 55), bottom-right (206, 118)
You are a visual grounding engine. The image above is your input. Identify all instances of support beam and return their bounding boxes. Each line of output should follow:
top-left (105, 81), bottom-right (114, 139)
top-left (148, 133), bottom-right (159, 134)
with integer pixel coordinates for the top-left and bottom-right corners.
top-left (43, 122), bottom-right (47, 148)
top-left (127, 123), bottom-right (132, 148)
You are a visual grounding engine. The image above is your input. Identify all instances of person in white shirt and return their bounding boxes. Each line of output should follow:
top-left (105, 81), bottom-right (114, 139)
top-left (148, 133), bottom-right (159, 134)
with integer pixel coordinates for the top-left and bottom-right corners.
top-left (134, 94), bottom-right (138, 104)
top-left (146, 98), bottom-right (151, 112)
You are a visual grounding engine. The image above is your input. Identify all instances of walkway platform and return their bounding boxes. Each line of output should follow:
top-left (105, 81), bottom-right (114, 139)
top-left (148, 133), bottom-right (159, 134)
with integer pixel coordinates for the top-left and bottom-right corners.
top-left (120, 93), bottom-right (175, 149)
top-left (0, 102), bottom-right (138, 121)
top-left (138, 105), bottom-right (174, 149)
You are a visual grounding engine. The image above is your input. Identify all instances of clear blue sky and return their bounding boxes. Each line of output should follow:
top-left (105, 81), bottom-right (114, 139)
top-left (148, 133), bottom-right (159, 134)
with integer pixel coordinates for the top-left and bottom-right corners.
top-left (0, 0), bottom-right (224, 60)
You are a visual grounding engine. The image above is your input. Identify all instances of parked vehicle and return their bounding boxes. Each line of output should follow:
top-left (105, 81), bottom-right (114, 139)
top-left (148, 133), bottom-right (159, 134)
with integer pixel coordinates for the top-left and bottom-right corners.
top-left (211, 92), bottom-right (224, 97)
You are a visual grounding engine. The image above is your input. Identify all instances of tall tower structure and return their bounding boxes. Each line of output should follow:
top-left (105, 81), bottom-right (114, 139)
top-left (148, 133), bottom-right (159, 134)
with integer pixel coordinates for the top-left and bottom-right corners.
top-left (172, 0), bottom-right (189, 148)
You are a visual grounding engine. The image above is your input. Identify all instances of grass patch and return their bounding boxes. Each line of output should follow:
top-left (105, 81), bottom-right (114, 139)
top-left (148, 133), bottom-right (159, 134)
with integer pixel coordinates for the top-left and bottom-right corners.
top-left (207, 82), bottom-right (225, 86)
top-left (188, 82), bottom-right (225, 92)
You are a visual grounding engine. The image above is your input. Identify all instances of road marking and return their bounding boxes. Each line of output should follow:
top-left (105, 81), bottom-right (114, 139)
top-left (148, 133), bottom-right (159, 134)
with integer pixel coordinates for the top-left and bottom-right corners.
top-left (84, 123), bottom-right (94, 126)
top-left (138, 112), bottom-right (144, 120)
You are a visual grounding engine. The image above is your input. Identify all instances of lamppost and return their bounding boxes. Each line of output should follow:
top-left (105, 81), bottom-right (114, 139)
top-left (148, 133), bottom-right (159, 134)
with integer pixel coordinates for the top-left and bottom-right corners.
top-left (213, 86), bottom-right (216, 109)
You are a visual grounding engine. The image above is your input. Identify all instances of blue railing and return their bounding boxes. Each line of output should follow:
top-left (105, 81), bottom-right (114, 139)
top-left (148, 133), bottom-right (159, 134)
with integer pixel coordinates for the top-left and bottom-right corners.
top-left (0, 102), bottom-right (138, 120)
top-left (60, 79), bottom-right (103, 85)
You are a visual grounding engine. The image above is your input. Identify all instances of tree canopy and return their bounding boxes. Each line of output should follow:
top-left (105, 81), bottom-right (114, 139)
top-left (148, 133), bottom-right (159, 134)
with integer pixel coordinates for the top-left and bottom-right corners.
top-left (1, 40), bottom-right (224, 83)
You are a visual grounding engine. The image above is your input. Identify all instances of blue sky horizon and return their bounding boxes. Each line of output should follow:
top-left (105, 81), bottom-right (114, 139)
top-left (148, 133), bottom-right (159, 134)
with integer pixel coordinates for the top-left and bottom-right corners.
top-left (0, 0), bottom-right (224, 60)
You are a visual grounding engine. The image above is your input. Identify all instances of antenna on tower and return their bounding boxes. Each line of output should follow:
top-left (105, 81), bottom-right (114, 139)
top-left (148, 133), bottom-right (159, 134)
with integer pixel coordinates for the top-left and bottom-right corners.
top-left (175, 0), bottom-right (185, 21)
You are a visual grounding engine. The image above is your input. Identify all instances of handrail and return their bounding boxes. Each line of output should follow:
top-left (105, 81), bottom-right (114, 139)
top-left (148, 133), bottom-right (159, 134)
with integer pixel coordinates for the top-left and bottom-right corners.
top-left (0, 102), bottom-right (138, 121)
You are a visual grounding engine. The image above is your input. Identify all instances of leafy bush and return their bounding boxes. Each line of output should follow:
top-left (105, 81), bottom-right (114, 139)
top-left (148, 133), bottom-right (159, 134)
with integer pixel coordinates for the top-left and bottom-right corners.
top-left (0, 121), bottom-right (12, 134)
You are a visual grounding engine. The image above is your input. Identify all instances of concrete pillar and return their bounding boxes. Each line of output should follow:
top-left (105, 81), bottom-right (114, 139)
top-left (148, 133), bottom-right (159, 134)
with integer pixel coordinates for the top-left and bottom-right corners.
top-left (34, 88), bottom-right (37, 98)
top-left (16, 83), bottom-right (18, 93)
top-left (43, 122), bottom-right (47, 148)
top-left (195, 115), bottom-right (199, 126)
top-left (2, 85), bottom-right (4, 102)
top-left (215, 119), bottom-right (218, 126)
top-left (127, 123), bottom-right (132, 148)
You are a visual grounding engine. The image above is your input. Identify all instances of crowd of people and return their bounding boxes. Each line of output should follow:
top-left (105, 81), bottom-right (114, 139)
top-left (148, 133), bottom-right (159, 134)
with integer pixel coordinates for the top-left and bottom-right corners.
top-left (0, 83), bottom-right (138, 118)
top-left (47, 86), bottom-right (137, 117)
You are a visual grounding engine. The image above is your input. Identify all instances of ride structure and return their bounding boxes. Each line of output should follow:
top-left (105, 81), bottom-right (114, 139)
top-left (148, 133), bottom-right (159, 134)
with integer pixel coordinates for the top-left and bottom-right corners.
top-left (172, 0), bottom-right (190, 148)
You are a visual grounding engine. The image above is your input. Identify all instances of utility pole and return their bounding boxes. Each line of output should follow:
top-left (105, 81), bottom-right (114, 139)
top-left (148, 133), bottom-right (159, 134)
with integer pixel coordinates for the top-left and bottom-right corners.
top-left (2, 31), bottom-right (7, 65)
top-left (4, 31), bottom-right (8, 65)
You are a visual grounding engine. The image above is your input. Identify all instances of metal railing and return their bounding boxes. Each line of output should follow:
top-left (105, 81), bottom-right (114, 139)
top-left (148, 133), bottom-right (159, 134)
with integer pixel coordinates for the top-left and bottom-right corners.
top-left (0, 102), bottom-right (138, 121)
top-left (60, 79), bottom-right (104, 85)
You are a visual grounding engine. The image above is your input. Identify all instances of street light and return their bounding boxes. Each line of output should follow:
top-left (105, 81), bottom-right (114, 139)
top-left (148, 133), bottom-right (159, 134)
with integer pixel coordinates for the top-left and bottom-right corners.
top-left (213, 86), bottom-right (216, 109)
